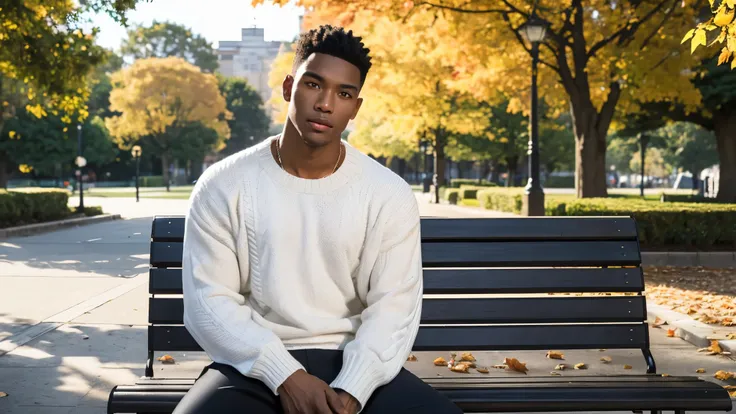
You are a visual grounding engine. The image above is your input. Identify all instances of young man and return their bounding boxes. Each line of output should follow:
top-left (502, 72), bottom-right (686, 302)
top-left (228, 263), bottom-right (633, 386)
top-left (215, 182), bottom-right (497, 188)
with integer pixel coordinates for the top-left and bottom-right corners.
top-left (175, 25), bottom-right (462, 414)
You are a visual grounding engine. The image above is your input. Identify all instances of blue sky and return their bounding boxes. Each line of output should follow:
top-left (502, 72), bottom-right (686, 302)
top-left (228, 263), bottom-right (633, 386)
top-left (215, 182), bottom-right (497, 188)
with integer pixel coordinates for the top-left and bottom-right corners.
top-left (88, 0), bottom-right (304, 51)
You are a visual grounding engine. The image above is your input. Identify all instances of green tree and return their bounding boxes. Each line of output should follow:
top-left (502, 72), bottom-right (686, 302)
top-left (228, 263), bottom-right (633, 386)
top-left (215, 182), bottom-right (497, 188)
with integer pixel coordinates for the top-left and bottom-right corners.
top-left (0, 0), bottom-right (144, 187)
top-left (121, 21), bottom-right (218, 72)
top-left (656, 122), bottom-right (718, 190)
top-left (169, 122), bottom-right (221, 181)
top-left (218, 76), bottom-right (271, 155)
top-left (88, 50), bottom-right (124, 119)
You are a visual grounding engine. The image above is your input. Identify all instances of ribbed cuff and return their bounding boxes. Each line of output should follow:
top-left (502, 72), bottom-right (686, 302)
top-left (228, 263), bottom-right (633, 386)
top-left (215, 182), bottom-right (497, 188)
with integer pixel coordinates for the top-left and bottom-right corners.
top-left (240, 341), bottom-right (306, 395)
top-left (329, 351), bottom-right (386, 412)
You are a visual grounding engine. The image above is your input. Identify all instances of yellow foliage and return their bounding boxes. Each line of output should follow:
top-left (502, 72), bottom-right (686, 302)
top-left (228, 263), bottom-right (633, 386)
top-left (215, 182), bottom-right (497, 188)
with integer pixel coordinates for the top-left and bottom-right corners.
top-left (106, 57), bottom-right (231, 148)
top-left (686, 2), bottom-right (736, 68)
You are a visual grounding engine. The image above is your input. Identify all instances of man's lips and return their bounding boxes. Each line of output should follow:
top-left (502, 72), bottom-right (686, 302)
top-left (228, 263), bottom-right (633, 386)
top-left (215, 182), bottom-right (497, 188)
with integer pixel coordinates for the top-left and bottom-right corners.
top-left (307, 119), bottom-right (333, 131)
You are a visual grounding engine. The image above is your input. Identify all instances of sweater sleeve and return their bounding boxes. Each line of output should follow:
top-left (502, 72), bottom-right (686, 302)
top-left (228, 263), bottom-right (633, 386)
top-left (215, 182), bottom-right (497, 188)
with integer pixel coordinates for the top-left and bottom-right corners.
top-left (329, 186), bottom-right (423, 411)
top-left (181, 175), bottom-right (305, 395)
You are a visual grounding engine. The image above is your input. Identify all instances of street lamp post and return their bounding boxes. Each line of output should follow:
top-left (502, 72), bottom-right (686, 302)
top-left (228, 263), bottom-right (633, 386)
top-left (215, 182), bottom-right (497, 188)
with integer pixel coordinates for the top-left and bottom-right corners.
top-left (132, 145), bottom-right (142, 202)
top-left (519, 12), bottom-right (548, 216)
top-left (75, 124), bottom-right (86, 211)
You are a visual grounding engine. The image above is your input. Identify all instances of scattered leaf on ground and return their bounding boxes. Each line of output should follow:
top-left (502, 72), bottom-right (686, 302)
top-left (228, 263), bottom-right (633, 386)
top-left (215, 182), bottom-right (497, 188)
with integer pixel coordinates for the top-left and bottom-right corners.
top-left (504, 358), bottom-right (528, 374)
top-left (475, 367), bottom-right (489, 374)
top-left (623, 365), bottom-right (633, 369)
top-left (662, 374), bottom-right (670, 377)
top-left (433, 357), bottom-right (447, 366)
top-left (555, 364), bottom-right (567, 371)
top-left (599, 349), bottom-right (607, 352)
top-left (600, 357), bottom-right (612, 364)
top-left (546, 351), bottom-right (564, 360)
top-left (450, 363), bottom-right (470, 373)
top-left (460, 352), bottom-right (476, 362)
top-left (407, 354), bottom-right (417, 362)
top-left (652, 317), bottom-right (665, 327)
top-left (0, 392), bottom-right (7, 398)
top-left (550, 371), bottom-right (562, 376)
top-left (726, 333), bottom-right (736, 340)
top-left (574, 363), bottom-right (587, 370)
top-left (158, 355), bottom-right (175, 364)
top-left (696, 368), bottom-right (706, 373)
top-left (714, 370), bottom-right (735, 381)
top-left (492, 364), bottom-right (507, 369)
top-left (711, 340), bottom-right (723, 354)
top-left (667, 329), bottom-right (676, 337)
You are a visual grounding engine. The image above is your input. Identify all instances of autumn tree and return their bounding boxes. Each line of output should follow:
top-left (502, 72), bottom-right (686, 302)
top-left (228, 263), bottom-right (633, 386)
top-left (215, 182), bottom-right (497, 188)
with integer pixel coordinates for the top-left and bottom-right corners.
top-left (105, 57), bottom-right (231, 191)
top-left (0, 0), bottom-right (145, 187)
top-left (263, 0), bottom-right (705, 198)
top-left (683, 0), bottom-right (736, 69)
top-left (121, 21), bottom-right (218, 72)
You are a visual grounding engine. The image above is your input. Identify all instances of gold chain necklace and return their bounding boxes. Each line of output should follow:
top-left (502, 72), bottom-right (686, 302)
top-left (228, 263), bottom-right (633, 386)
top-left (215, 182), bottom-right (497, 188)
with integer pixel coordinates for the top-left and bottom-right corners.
top-left (276, 138), bottom-right (343, 178)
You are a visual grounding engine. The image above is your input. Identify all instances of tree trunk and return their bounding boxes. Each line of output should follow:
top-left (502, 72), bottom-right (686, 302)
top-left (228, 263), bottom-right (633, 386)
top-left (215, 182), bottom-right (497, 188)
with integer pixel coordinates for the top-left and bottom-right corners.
top-left (433, 142), bottom-right (445, 204)
top-left (0, 155), bottom-right (8, 189)
top-left (162, 152), bottom-right (171, 192)
top-left (572, 109), bottom-right (608, 198)
top-left (397, 158), bottom-right (406, 180)
top-left (505, 156), bottom-right (518, 187)
top-left (713, 111), bottom-right (736, 203)
top-left (481, 160), bottom-right (491, 183)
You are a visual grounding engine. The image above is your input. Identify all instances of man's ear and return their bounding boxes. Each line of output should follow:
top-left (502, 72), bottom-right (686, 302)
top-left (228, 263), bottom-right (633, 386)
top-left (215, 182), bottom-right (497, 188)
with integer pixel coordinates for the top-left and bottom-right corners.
top-left (282, 75), bottom-right (294, 102)
top-left (350, 97), bottom-right (364, 120)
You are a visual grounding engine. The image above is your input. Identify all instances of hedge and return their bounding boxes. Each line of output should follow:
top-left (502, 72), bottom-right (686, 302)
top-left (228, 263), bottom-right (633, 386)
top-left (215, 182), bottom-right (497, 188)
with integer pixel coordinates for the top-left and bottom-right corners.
top-left (450, 178), bottom-right (497, 188)
top-left (0, 189), bottom-right (72, 228)
top-left (445, 189), bottom-right (461, 204)
top-left (477, 188), bottom-right (736, 249)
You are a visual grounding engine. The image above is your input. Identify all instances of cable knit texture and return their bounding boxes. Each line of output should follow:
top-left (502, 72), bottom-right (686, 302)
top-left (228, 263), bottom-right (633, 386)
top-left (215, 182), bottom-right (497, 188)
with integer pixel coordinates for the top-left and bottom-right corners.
top-left (181, 136), bottom-right (423, 411)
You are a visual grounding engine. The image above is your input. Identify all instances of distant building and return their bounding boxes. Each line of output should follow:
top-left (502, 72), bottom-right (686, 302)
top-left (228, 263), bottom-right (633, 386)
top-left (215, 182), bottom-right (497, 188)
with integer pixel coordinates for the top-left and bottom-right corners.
top-left (215, 27), bottom-right (290, 106)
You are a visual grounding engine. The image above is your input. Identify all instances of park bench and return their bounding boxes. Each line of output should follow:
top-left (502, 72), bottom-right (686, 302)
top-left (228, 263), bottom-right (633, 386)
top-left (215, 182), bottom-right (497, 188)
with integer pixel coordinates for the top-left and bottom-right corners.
top-left (107, 215), bottom-right (733, 414)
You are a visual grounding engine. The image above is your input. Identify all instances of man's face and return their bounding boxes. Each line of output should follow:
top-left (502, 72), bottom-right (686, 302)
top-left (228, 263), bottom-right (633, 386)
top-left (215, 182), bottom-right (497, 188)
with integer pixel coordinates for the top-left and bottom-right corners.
top-left (283, 53), bottom-right (363, 147)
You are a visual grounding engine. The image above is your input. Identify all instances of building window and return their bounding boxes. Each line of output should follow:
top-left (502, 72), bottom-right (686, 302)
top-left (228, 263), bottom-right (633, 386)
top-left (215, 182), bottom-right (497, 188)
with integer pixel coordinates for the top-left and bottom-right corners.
top-left (220, 55), bottom-right (234, 61)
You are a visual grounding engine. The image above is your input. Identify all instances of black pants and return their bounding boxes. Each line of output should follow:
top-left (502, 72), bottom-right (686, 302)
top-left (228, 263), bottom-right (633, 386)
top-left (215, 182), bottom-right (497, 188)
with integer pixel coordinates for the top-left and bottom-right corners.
top-left (173, 349), bottom-right (462, 414)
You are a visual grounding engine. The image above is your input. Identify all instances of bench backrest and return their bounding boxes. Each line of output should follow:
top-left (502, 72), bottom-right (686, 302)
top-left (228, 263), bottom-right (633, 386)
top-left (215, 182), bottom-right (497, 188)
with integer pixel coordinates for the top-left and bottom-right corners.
top-left (145, 215), bottom-right (649, 378)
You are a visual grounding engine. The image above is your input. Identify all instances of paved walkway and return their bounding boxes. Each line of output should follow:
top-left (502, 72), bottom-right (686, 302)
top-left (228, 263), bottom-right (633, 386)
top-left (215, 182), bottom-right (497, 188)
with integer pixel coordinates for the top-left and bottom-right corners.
top-left (0, 196), bottom-right (732, 413)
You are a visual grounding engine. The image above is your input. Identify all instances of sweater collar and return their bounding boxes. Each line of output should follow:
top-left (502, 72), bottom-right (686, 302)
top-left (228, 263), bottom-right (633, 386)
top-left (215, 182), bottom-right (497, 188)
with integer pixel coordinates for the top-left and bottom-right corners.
top-left (258, 135), bottom-right (362, 194)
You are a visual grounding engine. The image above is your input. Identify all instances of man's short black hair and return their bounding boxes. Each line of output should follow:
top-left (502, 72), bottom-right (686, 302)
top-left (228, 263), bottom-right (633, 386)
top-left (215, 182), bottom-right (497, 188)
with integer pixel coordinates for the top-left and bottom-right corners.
top-left (293, 24), bottom-right (372, 87)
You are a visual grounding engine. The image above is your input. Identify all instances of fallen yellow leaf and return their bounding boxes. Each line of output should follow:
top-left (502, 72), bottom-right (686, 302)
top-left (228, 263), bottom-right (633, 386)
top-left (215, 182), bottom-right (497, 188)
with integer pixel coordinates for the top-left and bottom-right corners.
top-left (696, 368), bottom-right (706, 373)
top-left (727, 333), bottom-right (736, 340)
top-left (504, 357), bottom-right (528, 374)
top-left (555, 364), bottom-right (567, 371)
top-left (652, 317), bottom-right (665, 327)
top-left (451, 363), bottom-right (470, 373)
top-left (574, 363), bottom-right (587, 370)
top-left (460, 352), bottom-right (476, 362)
top-left (667, 329), bottom-right (676, 337)
top-left (714, 370), bottom-right (735, 381)
top-left (475, 367), bottom-right (489, 374)
top-left (157, 355), bottom-right (175, 364)
top-left (623, 364), bottom-right (633, 369)
top-left (546, 351), bottom-right (565, 360)
top-left (662, 373), bottom-right (670, 377)
top-left (600, 356), bottom-right (612, 364)
top-left (710, 340), bottom-right (723, 354)
top-left (433, 357), bottom-right (447, 366)
top-left (407, 354), bottom-right (417, 362)
top-left (0, 391), bottom-right (7, 398)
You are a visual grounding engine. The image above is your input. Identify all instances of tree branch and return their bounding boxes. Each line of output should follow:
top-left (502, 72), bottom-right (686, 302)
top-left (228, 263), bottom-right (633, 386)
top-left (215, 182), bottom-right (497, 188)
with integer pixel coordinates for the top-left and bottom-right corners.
top-left (586, 0), bottom-right (669, 59)
top-left (597, 80), bottom-right (622, 139)
top-left (415, 1), bottom-right (514, 14)
top-left (639, 0), bottom-right (678, 51)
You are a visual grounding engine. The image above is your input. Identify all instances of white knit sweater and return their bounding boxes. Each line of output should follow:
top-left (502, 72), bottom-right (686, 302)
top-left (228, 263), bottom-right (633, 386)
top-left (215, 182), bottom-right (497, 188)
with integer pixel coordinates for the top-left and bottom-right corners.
top-left (181, 136), bottom-right (423, 411)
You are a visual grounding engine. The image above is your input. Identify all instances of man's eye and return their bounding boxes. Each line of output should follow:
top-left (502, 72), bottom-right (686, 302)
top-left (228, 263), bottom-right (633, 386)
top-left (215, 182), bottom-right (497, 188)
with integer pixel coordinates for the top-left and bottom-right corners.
top-left (340, 92), bottom-right (352, 98)
top-left (306, 82), bottom-right (319, 88)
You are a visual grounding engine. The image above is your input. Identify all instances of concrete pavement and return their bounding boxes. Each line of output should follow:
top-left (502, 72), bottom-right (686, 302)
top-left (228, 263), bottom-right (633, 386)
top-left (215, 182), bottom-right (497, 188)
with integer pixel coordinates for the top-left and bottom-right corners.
top-left (0, 196), bottom-right (733, 413)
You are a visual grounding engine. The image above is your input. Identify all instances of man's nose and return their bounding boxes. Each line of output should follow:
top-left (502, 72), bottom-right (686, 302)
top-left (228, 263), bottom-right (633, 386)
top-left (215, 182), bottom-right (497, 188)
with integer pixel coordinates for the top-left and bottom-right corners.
top-left (315, 91), bottom-right (334, 113)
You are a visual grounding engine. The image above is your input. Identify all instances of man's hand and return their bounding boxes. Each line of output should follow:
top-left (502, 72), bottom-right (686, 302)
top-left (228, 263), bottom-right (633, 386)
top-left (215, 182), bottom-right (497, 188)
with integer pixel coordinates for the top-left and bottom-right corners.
top-left (332, 389), bottom-right (360, 414)
top-left (278, 370), bottom-right (345, 414)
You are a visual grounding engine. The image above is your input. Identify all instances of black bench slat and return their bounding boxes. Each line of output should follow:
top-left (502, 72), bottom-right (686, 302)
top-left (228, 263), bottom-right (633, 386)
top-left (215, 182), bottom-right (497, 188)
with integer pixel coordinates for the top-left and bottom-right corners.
top-left (150, 269), bottom-right (185, 294)
top-left (422, 241), bottom-right (641, 267)
top-left (110, 377), bottom-right (733, 413)
top-left (152, 216), bottom-right (186, 241)
top-left (150, 217), bottom-right (639, 243)
top-left (151, 240), bottom-right (642, 269)
top-left (149, 324), bottom-right (648, 352)
top-left (150, 268), bottom-right (646, 295)
top-left (423, 268), bottom-right (644, 294)
top-left (150, 242), bottom-right (184, 268)
top-left (420, 217), bottom-right (638, 241)
top-left (150, 296), bottom-right (647, 325)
